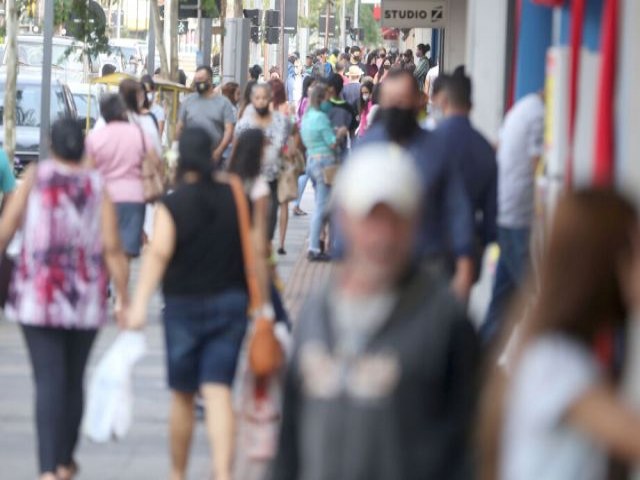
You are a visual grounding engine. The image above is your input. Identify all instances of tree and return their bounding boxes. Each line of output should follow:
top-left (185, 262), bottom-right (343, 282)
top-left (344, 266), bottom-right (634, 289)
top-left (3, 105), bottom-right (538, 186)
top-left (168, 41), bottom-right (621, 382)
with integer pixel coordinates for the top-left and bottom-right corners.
top-left (3, 0), bottom-right (18, 162)
top-left (150, 0), bottom-right (169, 77)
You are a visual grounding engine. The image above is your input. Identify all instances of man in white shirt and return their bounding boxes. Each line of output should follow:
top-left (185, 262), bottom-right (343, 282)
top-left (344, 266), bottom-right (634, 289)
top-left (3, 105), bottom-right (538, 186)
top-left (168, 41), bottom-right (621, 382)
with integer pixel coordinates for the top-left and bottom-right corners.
top-left (481, 92), bottom-right (545, 344)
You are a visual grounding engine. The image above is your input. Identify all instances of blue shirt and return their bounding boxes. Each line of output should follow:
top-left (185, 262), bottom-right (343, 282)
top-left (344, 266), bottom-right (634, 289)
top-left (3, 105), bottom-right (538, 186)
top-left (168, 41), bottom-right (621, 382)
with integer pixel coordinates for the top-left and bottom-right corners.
top-left (434, 116), bottom-right (497, 246)
top-left (300, 107), bottom-right (336, 157)
top-left (361, 124), bottom-right (474, 259)
top-left (0, 149), bottom-right (16, 194)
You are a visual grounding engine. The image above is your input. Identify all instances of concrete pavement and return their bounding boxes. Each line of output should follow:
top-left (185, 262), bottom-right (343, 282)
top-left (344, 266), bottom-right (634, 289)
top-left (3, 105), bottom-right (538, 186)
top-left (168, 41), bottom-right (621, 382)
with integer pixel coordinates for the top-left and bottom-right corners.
top-left (0, 189), bottom-right (316, 480)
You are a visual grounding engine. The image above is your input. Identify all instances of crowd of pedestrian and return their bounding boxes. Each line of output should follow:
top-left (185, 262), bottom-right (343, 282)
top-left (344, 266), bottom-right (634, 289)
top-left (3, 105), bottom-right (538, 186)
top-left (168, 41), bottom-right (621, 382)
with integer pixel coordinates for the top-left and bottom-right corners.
top-left (2, 38), bottom-right (640, 480)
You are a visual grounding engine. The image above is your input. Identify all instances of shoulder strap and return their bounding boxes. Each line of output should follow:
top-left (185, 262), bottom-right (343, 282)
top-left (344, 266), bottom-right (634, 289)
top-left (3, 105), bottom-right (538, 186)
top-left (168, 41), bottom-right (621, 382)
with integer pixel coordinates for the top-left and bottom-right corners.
top-left (227, 174), bottom-right (262, 312)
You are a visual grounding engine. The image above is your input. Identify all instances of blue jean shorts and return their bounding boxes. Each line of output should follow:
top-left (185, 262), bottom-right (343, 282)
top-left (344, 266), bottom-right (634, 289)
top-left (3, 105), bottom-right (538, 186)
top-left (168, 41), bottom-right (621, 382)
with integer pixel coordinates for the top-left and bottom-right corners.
top-left (163, 289), bottom-right (248, 392)
top-left (114, 202), bottom-right (145, 257)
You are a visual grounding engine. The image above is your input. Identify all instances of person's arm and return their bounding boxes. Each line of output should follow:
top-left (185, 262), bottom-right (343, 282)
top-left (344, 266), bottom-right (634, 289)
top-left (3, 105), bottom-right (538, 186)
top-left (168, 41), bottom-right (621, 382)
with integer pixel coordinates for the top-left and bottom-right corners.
top-left (251, 195), bottom-right (271, 303)
top-left (566, 385), bottom-right (640, 462)
top-left (128, 204), bottom-right (176, 329)
top-left (0, 165), bottom-right (36, 253)
top-left (214, 123), bottom-right (234, 162)
top-left (444, 160), bottom-right (475, 301)
top-left (101, 193), bottom-right (129, 327)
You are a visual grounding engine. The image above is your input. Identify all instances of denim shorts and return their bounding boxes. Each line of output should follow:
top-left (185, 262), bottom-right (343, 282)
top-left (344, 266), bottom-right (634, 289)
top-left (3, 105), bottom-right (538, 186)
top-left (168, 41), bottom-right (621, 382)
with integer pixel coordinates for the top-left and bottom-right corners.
top-left (163, 289), bottom-right (248, 392)
top-left (115, 202), bottom-right (145, 257)
top-left (306, 154), bottom-right (336, 183)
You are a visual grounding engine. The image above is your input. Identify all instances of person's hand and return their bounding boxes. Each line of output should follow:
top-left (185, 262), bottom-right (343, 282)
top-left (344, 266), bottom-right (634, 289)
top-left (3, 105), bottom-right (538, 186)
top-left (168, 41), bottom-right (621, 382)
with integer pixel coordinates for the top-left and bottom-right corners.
top-left (336, 126), bottom-right (348, 138)
top-left (127, 302), bottom-right (147, 331)
top-left (212, 148), bottom-right (223, 163)
top-left (450, 271), bottom-right (472, 304)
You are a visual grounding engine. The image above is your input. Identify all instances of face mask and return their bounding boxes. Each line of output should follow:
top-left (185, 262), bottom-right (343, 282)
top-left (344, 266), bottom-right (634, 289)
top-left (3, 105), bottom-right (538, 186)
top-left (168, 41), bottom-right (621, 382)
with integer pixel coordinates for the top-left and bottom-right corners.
top-left (362, 94), bottom-right (370, 102)
top-left (255, 105), bottom-right (270, 117)
top-left (146, 92), bottom-right (154, 103)
top-left (320, 100), bottom-right (332, 113)
top-left (378, 107), bottom-right (419, 144)
top-left (195, 81), bottom-right (210, 94)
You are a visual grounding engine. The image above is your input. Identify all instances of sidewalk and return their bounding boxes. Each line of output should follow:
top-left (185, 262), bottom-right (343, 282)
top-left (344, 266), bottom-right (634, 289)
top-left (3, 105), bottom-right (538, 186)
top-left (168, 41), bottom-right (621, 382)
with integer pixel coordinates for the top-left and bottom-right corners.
top-left (0, 187), bottom-right (328, 479)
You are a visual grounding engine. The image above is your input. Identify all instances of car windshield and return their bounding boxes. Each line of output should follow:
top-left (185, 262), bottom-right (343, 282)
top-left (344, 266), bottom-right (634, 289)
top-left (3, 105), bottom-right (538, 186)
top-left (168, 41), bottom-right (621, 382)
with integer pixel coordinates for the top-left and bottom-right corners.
top-left (112, 46), bottom-right (138, 62)
top-left (15, 42), bottom-right (84, 70)
top-left (72, 94), bottom-right (99, 120)
top-left (0, 84), bottom-right (67, 127)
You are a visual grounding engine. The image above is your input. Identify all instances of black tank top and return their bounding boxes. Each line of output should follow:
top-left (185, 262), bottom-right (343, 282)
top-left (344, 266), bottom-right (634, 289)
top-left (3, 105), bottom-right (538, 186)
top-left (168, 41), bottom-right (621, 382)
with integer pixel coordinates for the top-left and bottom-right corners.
top-left (161, 181), bottom-right (246, 296)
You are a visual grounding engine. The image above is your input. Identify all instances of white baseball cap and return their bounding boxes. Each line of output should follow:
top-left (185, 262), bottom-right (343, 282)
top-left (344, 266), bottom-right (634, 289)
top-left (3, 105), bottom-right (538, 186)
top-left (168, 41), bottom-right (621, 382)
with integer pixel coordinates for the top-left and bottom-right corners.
top-left (333, 143), bottom-right (423, 219)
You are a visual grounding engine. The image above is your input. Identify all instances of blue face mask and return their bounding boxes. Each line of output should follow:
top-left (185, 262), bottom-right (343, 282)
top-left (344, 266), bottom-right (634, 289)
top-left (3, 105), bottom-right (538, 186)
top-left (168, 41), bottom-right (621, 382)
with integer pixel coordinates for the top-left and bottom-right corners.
top-left (320, 101), bottom-right (332, 113)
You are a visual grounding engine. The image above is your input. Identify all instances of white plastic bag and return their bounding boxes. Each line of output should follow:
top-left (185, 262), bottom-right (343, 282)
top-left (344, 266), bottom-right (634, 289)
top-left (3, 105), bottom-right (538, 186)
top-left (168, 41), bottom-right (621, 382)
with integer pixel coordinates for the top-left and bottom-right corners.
top-left (83, 331), bottom-right (147, 442)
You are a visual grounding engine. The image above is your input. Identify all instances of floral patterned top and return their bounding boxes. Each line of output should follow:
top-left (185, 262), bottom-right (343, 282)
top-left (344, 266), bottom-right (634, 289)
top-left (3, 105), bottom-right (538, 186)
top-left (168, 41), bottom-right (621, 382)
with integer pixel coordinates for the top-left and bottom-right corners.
top-left (6, 160), bottom-right (109, 329)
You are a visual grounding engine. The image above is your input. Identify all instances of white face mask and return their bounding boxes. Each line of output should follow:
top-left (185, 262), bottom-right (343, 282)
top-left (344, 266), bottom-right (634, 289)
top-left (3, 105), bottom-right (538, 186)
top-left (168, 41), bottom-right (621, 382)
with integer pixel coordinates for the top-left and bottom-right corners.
top-left (146, 92), bottom-right (154, 103)
top-left (362, 94), bottom-right (370, 102)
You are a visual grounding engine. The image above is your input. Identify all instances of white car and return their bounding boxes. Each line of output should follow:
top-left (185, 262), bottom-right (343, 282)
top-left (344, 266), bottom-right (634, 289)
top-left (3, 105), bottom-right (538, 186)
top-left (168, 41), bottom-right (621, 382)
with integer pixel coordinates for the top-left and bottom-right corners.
top-left (110, 39), bottom-right (145, 76)
top-left (68, 82), bottom-right (105, 129)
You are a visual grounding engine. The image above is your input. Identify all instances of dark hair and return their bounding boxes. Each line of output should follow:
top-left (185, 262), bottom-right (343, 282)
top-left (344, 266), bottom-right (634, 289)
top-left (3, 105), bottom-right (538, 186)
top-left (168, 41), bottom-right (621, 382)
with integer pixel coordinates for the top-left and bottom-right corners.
top-left (119, 78), bottom-right (141, 114)
top-left (101, 63), bottom-right (116, 76)
top-left (317, 47), bottom-right (327, 56)
top-left (327, 73), bottom-right (344, 96)
top-left (196, 65), bottom-right (213, 79)
top-left (416, 44), bottom-right (428, 55)
top-left (351, 45), bottom-right (361, 53)
top-left (359, 80), bottom-right (374, 113)
top-left (371, 83), bottom-right (381, 105)
top-left (301, 75), bottom-right (314, 99)
top-left (439, 66), bottom-right (472, 109)
top-left (51, 118), bottom-right (85, 162)
top-left (268, 78), bottom-right (287, 108)
top-left (332, 48), bottom-right (340, 56)
top-left (366, 51), bottom-right (377, 65)
top-left (221, 82), bottom-right (240, 105)
top-left (432, 74), bottom-right (447, 97)
top-left (238, 80), bottom-right (257, 119)
top-left (228, 128), bottom-right (264, 181)
top-left (249, 64), bottom-right (262, 80)
top-left (100, 93), bottom-right (127, 123)
top-left (177, 127), bottom-right (214, 181)
top-left (178, 69), bottom-right (187, 86)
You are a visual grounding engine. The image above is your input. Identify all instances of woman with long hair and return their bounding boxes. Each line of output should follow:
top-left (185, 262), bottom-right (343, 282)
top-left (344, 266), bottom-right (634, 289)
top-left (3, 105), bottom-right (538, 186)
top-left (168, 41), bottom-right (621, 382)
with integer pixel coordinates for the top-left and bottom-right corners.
top-left (221, 82), bottom-right (241, 112)
top-left (478, 189), bottom-right (640, 480)
top-left (365, 50), bottom-right (378, 78)
top-left (129, 127), bottom-right (263, 480)
top-left (238, 79), bottom-right (257, 120)
top-left (1, 119), bottom-right (128, 480)
top-left (356, 79), bottom-right (374, 137)
top-left (374, 57), bottom-right (392, 85)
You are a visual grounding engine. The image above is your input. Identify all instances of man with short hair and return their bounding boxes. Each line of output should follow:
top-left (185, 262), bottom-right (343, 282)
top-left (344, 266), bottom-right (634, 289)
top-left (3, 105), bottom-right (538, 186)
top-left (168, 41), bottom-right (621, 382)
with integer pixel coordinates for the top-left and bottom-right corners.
top-left (177, 66), bottom-right (236, 162)
top-left (249, 64), bottom-right (263, 81)
top-left (326, 73), bottom-right (358, 161)
top-left (313, 48), bottom-right (333, 78)
top-left (414, 43), bottom-right (431, 91)
top-left (304, 54), bottom-right (314, 76)
top-left (361, 70), bottom-right (475, 301)
top-left (432, 68), bottom-right (497, 284)
top-left (349, 45), bottom-right (367, 74)
top-left (273, 143), bottom-right (479, 480)
top-left (234, 83), bottom-right (290, 241)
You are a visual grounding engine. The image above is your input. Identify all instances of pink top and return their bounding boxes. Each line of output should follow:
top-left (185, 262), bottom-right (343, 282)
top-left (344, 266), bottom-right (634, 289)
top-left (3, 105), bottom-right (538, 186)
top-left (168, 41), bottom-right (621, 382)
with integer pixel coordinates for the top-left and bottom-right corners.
top-left (7, 160), bottom-right (109, 329)
top-left (85, 121), bottom-right (151, 203)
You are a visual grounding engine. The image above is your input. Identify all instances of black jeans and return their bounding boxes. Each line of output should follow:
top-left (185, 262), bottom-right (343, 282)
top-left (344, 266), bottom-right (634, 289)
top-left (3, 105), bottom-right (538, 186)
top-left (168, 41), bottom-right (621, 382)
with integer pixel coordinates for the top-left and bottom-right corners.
top-left (268, 179), bottom-right (279, 242)
top-left (21, 325), bottom-right (97, 474)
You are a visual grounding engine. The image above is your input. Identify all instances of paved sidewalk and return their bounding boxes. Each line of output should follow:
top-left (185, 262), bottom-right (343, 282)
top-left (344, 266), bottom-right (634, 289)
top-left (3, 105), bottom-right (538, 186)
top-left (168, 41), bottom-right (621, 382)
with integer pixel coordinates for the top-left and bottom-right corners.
top-left (0, 187), bottom-right (324, 480)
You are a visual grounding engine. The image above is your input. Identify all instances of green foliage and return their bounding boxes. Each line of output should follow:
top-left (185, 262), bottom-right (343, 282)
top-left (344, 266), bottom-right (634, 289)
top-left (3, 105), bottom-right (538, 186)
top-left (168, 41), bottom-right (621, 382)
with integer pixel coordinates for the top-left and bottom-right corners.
top-left (359, 4), bottom-right (381, 46)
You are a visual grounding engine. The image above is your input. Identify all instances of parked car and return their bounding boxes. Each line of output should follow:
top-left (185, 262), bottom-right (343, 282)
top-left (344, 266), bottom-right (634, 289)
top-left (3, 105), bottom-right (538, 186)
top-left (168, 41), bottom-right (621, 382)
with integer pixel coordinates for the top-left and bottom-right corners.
top-left (68, 82), bottom-right (104, 130)
top-left (2, 35), bottom-right (97, 83)
top-left (0, 71), bottom-right (77, 175)
top-left (110, 38), bottom-right (144, 76)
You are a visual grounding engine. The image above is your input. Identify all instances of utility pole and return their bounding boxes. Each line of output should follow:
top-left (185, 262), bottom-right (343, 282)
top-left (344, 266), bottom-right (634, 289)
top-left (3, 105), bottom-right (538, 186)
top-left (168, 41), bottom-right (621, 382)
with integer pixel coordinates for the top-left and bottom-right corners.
top-left (4, 0), bottom-right (18, 163)
top-left (116, 0), bottom-right (122, 38)
top-left (39, 0), bottom-right (54, 160)
top-left (280, 0), bottom-right (286, 75)
top-left (148, 0), bottom-right (155, 74)
top-left (340, 0), bottom-right (346, 50)
top-left (324, 0), bottom-right (330, 49)
top-left (354, 0), bottom-right (359, 29)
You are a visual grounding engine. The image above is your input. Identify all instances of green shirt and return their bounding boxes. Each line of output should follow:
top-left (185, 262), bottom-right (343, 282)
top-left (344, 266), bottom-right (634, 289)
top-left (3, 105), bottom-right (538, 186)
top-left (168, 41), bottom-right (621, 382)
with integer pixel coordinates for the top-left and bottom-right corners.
top-left (300, 107), bottom-right (336, 157)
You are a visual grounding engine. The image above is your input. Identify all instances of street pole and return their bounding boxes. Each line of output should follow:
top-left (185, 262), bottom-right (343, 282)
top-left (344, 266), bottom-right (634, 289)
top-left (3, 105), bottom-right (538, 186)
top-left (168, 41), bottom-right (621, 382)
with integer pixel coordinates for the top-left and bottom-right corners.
top-left (280, 0), bottom-right (285, 75)
top-left (340, 0), bottom-right (346, 50)
top-left (324, 1), bottom-right (329, 49)
top-left (116, 0), bottom-right (122, 38)
top-left (354, 0), bottom-right (359, 29)
top-left (148, 0), bottom-right (156, 74)
top-left (39, 0), bottom-right (54, 160)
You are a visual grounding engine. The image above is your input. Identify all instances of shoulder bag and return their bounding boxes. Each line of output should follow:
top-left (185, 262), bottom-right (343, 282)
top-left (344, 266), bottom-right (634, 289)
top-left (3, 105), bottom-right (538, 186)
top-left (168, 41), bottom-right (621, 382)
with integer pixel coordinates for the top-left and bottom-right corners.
top-left (228, 174), bottom-right (284, 379)
top-left (136, 125), bottom-right (164, 202)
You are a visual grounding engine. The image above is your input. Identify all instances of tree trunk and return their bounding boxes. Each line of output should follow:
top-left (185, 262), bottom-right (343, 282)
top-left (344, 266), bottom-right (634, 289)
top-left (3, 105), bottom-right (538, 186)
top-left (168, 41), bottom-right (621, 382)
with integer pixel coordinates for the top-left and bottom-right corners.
top-left (150, 0), bottom-right (169, 77)
top-left (164, 0), bottom-right (179, 82)
top-left (4, 0), bottom-right (18, 163)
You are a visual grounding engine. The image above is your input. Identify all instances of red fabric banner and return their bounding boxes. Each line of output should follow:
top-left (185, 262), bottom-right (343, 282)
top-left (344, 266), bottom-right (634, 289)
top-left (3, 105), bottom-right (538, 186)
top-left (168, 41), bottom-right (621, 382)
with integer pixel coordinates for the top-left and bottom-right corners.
top-left (592, 0), bottom-right (618, 186)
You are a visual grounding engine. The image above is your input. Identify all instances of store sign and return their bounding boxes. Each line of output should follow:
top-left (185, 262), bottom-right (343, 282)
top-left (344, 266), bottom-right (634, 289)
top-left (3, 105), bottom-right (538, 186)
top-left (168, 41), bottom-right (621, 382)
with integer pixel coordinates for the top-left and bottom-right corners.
top-left (381, 0), bottom-right (447, 28)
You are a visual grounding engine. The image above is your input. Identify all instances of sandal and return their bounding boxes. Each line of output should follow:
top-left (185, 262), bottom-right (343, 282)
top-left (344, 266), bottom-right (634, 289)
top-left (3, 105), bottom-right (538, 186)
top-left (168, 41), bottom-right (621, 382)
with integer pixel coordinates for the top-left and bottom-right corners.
top-left (277, 248), bottom-right (287, 255)
top-left (293, 207), bottom-right (308, 216)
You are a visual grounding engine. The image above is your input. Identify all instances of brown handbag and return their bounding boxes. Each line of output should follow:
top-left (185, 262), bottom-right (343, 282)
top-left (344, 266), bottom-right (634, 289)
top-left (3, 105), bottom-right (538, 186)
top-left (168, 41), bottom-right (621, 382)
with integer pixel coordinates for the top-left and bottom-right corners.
top-left (228, 174), bottom-right (284, 378)
top-left (137, 125), bottom-right (164, 202)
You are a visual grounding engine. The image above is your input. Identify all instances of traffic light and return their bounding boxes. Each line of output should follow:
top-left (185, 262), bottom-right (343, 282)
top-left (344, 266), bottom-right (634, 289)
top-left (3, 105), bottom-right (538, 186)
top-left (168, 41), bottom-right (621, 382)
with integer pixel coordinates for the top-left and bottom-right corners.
top-left (250, 26), bottom-right (261, 43)
top-left (243, 9), bottom-right (261, 26)
top-left (264, 10), bottom-right (280, 27)
top-left (265, 27), bottom-right (279, 44)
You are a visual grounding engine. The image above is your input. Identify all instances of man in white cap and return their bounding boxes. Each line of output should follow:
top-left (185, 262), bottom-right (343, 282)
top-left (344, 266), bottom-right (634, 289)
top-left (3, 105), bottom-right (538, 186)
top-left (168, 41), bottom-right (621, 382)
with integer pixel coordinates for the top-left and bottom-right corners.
top-left (273, 143), bottom-right (479, 480)
top-left (343, 64), bottom-right (364, 112)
